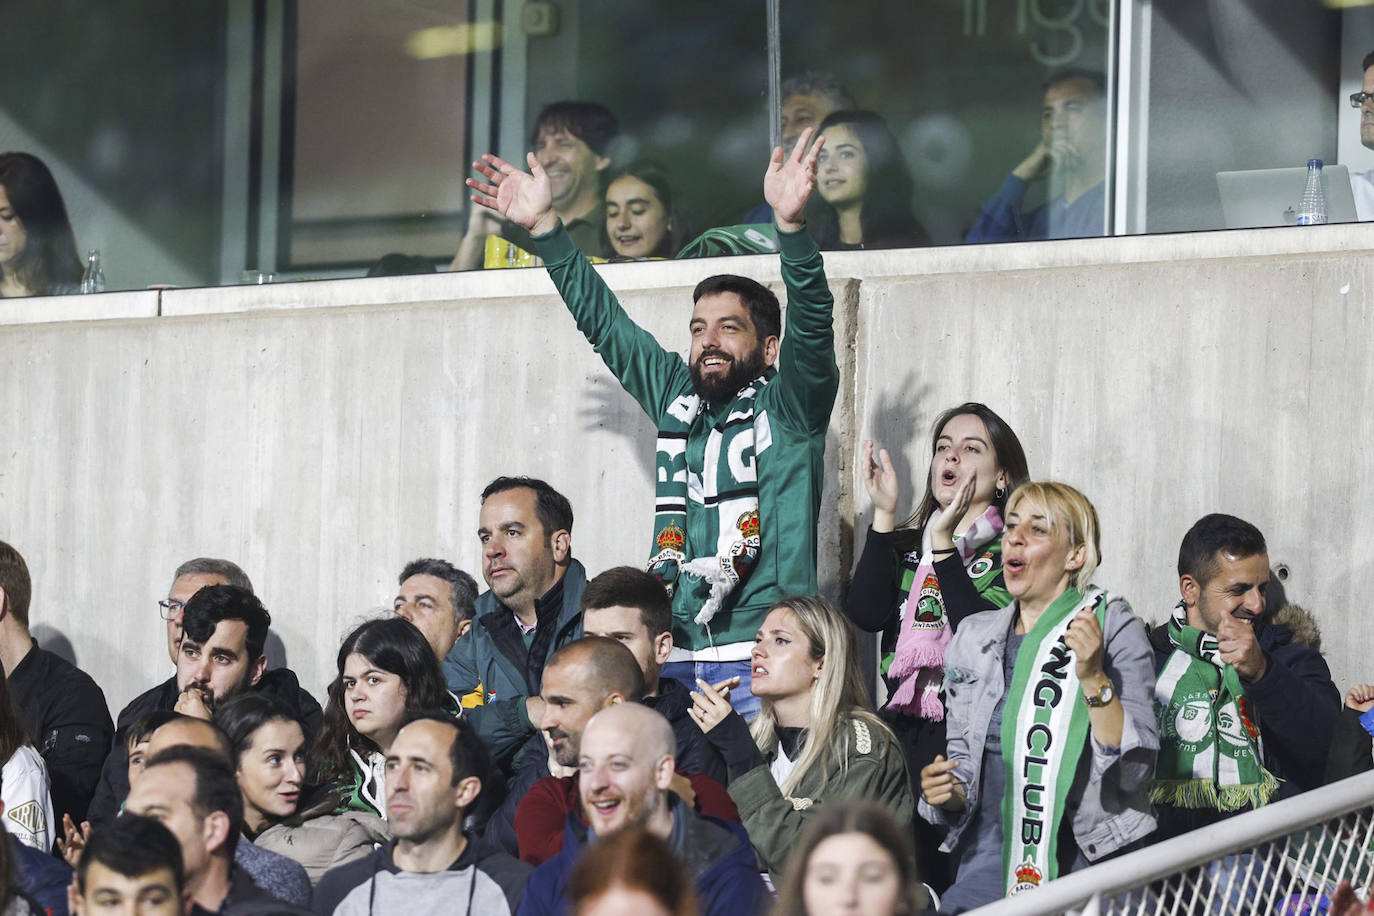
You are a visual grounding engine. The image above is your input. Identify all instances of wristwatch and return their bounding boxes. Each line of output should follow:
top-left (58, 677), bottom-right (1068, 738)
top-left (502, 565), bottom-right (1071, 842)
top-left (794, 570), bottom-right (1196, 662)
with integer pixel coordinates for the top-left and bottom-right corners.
top-left (1083, 680), bottom-right (1115, 708)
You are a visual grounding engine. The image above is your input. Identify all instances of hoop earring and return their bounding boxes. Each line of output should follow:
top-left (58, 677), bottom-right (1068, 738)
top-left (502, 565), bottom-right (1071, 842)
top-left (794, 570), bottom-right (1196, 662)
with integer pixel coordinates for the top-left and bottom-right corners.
top-left (995, 484), bottom-right (1006, 500)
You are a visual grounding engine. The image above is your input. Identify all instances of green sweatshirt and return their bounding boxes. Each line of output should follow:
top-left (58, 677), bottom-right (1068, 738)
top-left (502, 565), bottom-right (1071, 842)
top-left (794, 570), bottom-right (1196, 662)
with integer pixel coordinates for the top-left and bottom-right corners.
top-left (534, 222), bottom-right (839, 656)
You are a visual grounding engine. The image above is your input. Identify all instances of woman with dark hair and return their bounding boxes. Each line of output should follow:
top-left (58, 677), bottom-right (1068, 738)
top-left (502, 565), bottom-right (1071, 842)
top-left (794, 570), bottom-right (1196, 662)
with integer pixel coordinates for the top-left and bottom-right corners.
top-left (807, 111), bottom-right (931, 251)
top-left (774, 801), bottom-right (927, 916)
top-left (309, 617), bottom-right (453, 820)
top-left (0, 673), bottom-right (52, 853)
top-left (604, 162), bottom-right (688, 260)
top-left (215, 693), bottom-right (377, 884)
top-left (569, 827), bottom-right (698, 916)
top-left (844, 402), bottom-right (1028, 891)
top-left (0, 152), bottom-right (82, 297)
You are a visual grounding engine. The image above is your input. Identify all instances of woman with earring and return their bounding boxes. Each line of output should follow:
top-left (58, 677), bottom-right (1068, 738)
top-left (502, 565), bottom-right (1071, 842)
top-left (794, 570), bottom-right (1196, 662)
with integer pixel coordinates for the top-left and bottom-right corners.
top-left (918, 482), bottom-right (1157, 911)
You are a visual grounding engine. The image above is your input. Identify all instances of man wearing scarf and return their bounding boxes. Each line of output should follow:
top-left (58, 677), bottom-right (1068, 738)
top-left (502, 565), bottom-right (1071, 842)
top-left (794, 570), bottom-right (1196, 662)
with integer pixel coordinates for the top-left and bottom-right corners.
top-left (464, 130), bottom-right (837, 715)
top-left (1150, 513), bottom-right (1339, 842)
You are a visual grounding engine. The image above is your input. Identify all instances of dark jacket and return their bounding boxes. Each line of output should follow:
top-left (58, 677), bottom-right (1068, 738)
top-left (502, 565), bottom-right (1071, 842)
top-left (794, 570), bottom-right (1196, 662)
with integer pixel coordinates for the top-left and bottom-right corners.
top-left (1149, 605), bottom-right (1340, 840)
top-left (87, 668), bottom-right (323, 826)
top-left (642, 677), bottom-right (727, 784)
top-left (7, 640), bottom-right (114, 826)
top-left (13, 834), bottom-right (72, 916)
top-left (517, 801), bottom-right (765, 916)
top-left (442, 562), bottom-right (586, 768)
top-left (1327, 706), bottom-right (1374, 783)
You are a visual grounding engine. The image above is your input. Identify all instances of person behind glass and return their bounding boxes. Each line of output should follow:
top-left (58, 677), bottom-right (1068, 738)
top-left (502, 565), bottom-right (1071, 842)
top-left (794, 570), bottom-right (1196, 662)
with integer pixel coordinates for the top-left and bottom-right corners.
top-left (689, 596), bottom-right (914, 879)
top-left (919, 482), bottom-right (1157, 912)
top-left (845, 404), bottom-right (1028, 889)
top-left (451, 101), bottom-right (618, 270)
top-left (566, 828), bottom-right (697, 916)
top-left (773, 801), bottom-right (928, 916)
top-left (965, 69), bottom-right (1107, 243)
top-left (808, 111), bottom-right (931, 251)
top-left (309, 618), bottom-right (456, 825)
top-left (0, 152), bottom-right (82, 298)
top-left (605, 162), bottom-right (688, 260)
top-left (1348, 51), bottom-right (1374, 220)
top-left (215, 694), bottom-right (377, 885)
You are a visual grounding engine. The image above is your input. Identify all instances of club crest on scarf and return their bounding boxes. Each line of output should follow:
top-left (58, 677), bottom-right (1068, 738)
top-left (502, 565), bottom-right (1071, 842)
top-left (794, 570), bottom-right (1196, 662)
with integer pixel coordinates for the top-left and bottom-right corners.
top-left (1011, 860), bottom-right (1044, 895)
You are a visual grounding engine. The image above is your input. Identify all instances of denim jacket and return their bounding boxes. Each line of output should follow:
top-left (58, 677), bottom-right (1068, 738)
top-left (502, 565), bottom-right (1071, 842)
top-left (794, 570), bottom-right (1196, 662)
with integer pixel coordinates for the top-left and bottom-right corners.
top-left (918, 591), bottom-right (1159, 863)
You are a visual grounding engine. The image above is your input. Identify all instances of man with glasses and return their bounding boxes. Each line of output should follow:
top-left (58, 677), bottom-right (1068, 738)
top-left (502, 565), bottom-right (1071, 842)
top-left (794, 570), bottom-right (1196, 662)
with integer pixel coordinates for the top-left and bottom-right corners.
top-left (157, 558), bottom-right (253, 664)
top-left (0, 539), bottom-right (113, 829)
top-left (87, 581), bottom-right (322, 825)
top-left (1350, 51), bottom-right (1374, 220)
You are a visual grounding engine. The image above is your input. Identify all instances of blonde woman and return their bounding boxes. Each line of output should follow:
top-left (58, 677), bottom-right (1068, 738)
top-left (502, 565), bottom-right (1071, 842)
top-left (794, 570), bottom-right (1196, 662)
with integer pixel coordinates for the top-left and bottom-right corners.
top-left (919, 482), bottom-right (1157, 912)
top-left (690, 596), bottom-right (914, 878)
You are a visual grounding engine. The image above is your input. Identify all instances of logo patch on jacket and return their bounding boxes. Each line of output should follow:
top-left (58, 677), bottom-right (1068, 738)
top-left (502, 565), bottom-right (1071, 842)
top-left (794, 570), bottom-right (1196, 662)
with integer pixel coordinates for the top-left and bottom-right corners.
top-left (7, 801), bottom-right (44, 837)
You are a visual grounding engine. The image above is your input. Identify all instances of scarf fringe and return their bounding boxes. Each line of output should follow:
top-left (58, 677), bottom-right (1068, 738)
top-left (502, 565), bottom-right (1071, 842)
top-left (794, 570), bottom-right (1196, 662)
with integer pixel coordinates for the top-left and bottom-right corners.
top-left (1149, 772), bottom-right (1280, 812)
top-left (887, 634), bottom-right (948, 681)
top-left (887, 667), bottom-right (945, 718)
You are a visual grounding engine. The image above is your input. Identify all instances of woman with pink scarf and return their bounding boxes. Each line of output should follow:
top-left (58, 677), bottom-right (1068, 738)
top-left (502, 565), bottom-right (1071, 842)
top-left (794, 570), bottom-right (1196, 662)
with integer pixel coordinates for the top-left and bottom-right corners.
top-left (844, 402), bottom-right (1028, 892)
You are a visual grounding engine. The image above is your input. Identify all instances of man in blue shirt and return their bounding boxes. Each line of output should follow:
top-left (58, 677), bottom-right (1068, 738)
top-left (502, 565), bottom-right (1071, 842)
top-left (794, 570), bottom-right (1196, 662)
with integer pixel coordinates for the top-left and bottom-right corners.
top-left (966, 69), bottom-right (1108, 243)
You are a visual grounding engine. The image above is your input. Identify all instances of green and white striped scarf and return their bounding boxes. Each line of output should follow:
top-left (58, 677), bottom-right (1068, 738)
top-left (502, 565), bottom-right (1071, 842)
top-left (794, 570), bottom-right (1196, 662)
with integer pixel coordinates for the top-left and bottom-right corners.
top-left (647, 373), bottom-right (767, 628)
top-left (1002, 587), bottom-right (1105, 897)
top-left (1150, 601), bottom-right (1278, 811)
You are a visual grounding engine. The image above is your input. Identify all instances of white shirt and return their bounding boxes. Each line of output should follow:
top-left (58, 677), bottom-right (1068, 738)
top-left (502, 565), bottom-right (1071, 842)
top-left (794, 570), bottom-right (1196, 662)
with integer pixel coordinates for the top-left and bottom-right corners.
top-left (2, 746), bottom-right (54, 851)
top-left (1352, 169), bottom-right (1374, 221)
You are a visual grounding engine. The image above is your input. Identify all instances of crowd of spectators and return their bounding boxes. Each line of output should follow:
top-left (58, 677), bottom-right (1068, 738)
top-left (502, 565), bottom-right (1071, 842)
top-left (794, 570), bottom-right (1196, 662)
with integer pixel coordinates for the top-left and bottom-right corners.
top-left (0, 65), bottom-right (1370, 916)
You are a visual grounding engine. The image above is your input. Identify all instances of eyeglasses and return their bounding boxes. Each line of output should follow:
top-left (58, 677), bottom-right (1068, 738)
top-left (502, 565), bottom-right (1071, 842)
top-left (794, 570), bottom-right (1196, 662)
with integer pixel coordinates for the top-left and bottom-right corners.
top-left (1350, 91), bottom-right (1374, 108)
top-left (157, 599), bottom-right (186, 620)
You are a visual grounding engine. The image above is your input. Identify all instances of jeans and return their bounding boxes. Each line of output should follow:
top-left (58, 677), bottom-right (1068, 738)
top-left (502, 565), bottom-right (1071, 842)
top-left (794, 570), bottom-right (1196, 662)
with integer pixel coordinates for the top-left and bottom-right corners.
top-left (661, 659), bottom-right (760, 720)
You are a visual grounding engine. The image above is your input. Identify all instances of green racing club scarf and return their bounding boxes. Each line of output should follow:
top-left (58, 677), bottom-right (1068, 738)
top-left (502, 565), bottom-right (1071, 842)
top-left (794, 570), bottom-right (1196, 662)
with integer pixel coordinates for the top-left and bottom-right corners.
top-left (1001, 587), bottom-right (1107, 897)
top-left (1150, 601), bottom-right (1278, 812)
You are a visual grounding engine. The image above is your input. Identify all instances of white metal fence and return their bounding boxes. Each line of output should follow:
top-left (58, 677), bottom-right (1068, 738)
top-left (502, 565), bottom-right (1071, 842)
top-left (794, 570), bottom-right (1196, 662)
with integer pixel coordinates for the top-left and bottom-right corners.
top-left (968, 771), bottom-right (1374, 916)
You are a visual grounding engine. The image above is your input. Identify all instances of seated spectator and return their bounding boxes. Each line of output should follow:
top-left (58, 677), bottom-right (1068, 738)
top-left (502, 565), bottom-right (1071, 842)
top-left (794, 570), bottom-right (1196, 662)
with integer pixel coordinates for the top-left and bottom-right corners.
top-left (215, 694), bottom-right (379, 884)
top-left (580, 567), bottom-right (726, 783)
top-left (125, 745), bottom-right (309, 913)
top-left (312, 715), bottom-right (531, 915)
top-left (0, 152), bottom-right (83, 298)
top-left (90, 567), bottom-right (322, 827)
top-left (0, 539), bottom-right (113, 828)
top-left (845, 404), bottom-right (1029, 891)
top-left (965, 69), bottom-right (1107, 243)
top-left (808, 111), bottom-right (931, 251)
top-left (136, 715), bottom-right (311, 907)
top-left (1150, 514), bottom-right (1339, 838)
top-left (393, 557), bottom-right (479, 666)
top-left (69, 814), bottom-right (181, 916)
top-left (692, 596), bottom-right (914, 879)
top-left (451, 101), bottom-right (618, 270)
top-left (511, 637), bottom-right (736, 865)
top-left (1349, 51), bottom-right (1374, 220)
top-left (604, 163), bottom-right (687, 260)
top-left (310, 618), bottom-right (455, 822)
top-left (0, 673), bottom-right (53, 853)
top-left (443, 477), bottom-right (587, 771)
top-left (773, 801), bottom-right (927, 916)
top-left (520, 704), bottom-right (764, 916)
top-left (743, 71), bottom-right (856, 224)
top-left (2, 771), bottom-right (69, 916)
top-left (567, 828), bottom-right (696, 916)
top-left (920, 482), bottom-right (1156, 911)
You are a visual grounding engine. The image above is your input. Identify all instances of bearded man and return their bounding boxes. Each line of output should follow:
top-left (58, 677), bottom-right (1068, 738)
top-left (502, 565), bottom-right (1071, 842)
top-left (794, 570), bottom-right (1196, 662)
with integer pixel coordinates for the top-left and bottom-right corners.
top-left (465, 128), bottom-right (837, 714)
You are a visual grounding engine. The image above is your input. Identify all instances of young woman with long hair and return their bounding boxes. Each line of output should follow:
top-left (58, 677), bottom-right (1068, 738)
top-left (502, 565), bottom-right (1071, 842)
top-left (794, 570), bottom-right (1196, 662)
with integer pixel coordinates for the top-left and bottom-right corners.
top-left (690, 596), bottom-right (914, 878)
top-left (807, 111), bottom-right (931, 251)
top-left (0, 153), bottom-right (82, 298)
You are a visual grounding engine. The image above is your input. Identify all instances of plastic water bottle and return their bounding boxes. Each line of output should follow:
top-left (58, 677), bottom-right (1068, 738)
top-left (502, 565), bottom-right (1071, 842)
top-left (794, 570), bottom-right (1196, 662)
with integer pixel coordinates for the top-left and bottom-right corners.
top-left (1296, 159), bottom-right (1327, 226)
top-left (80, 249), bottom-right (105, 293)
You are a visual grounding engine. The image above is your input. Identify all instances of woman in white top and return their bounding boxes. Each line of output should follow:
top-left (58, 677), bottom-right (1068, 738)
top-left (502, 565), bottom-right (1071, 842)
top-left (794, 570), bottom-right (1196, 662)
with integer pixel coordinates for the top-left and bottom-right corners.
top-left (0, 672), bottom-right (52, 851)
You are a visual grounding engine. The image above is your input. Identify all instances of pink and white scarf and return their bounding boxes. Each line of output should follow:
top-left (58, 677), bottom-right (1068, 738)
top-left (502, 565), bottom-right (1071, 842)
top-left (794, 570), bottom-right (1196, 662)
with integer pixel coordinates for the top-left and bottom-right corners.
top-left (886, 505), bottom-right (1004, 719)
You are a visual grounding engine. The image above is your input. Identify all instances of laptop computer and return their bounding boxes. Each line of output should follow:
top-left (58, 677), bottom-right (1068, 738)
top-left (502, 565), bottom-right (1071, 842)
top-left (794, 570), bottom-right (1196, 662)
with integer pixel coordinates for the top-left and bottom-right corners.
top-left (1216, 164), bottom-right (1359, 228)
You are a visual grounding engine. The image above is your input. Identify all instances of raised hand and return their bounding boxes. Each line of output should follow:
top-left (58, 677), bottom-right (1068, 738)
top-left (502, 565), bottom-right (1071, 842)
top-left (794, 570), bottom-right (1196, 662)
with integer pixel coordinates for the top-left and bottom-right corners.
top-left (56, 814), bottom-right (90, 868)
top-left (765, 127), bottom-right (825, 231)
top-left (861, 440), bottom-right (899, 533)
top-left (929, 473), bottom-right (977, 551)
top-left (1347, 684), bottom-right (1374, 713)
top-left (688, 676), bottom-right (739, 734)
top-left (1064, 608), bottom-right (1106, 682)
top-left (465, 152), bottom-right (559, 235)
top-left (1217, 615), bottom-right (1268, 683)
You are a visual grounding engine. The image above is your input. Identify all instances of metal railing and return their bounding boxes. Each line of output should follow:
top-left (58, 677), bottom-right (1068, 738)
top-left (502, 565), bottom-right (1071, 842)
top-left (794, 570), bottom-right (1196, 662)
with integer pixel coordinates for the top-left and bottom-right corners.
top-left (969, 771), bottom-right (1374, 915)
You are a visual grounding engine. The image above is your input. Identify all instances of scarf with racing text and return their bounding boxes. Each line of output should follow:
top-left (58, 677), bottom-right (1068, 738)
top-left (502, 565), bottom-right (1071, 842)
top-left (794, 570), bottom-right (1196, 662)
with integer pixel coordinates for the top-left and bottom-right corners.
top-left (1001, 587), bottom-right (1105, 897)
top-left (887, 506), bottom-right (1005, 719)
top-left (1150, 601), bottom-right (1278, 811)
top-left (647, 373), bottom-right (768, 630)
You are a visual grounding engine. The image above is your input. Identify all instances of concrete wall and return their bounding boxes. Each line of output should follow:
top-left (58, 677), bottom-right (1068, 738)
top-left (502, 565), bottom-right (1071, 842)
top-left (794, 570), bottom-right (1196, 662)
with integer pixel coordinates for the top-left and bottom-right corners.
top-left (1, 225), bottom-right (1370, 716)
